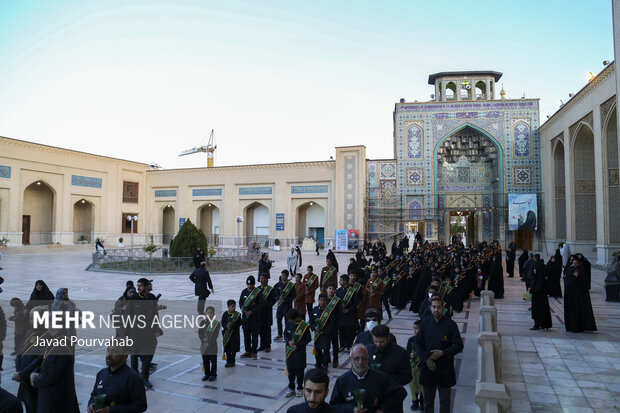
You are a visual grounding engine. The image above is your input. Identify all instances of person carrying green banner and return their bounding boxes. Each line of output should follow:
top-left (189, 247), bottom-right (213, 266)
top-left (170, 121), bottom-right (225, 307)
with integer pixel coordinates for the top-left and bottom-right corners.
top-left (283, 309), bottom-right (311, 398)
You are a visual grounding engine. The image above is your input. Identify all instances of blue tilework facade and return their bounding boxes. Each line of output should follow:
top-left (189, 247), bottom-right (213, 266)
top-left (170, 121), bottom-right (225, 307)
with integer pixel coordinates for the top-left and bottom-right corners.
top-left (0, 165), bottom-right (10, 179)
top-left (239, 187), bottom-right (272, 196)
top-left (367, 98), bottom-right (540, 240)
top-left (71, 175), bottom-right (102, 188)
top-left (192, 188), bottom-right (222, 197)
top-left (154, 189), bottom-right (177, 198)
top-left (291, 185), bottom-right (329, 194)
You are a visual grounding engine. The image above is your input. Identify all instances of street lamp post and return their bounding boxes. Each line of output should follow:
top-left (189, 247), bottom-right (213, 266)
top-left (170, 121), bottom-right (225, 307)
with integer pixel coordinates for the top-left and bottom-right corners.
top-left (126, 215), bottom-right (138, 257)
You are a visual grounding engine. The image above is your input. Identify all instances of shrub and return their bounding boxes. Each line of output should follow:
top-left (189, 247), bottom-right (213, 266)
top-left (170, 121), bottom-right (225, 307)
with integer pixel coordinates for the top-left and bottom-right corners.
top-left (143, 235), bottom-right (159, 256)
top-left (169, 218), bottom-right (208, 257)
top-left (274, 239), bottom-right (280, 246)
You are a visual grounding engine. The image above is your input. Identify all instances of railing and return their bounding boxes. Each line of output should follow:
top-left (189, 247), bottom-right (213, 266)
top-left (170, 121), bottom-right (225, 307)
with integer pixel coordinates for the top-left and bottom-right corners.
top-left (90, 247), bottom-right (259, 273)
top-left (475, 291), bottom-right (511, 413)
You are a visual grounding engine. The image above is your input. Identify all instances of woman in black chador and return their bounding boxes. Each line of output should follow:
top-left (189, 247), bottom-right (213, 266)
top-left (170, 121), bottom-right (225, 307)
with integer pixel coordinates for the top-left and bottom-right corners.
top-left (530, 257), bottom-right (552, 330)
top-left (487, 254), bottom-right (504, 299)
top-left (564, 265), bottom-right (597, 333)
top-left (546, 252), bottom-right (563, 298)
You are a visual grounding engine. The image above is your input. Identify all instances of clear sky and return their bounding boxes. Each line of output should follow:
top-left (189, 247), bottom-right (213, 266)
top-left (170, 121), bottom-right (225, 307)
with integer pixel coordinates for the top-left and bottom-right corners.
top-left (0, 0), bottom-right (614, 168)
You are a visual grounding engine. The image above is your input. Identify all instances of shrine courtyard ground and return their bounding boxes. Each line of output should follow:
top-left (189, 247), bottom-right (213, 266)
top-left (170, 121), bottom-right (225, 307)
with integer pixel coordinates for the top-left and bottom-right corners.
top-left (0, 246), bottom-right (618, 412)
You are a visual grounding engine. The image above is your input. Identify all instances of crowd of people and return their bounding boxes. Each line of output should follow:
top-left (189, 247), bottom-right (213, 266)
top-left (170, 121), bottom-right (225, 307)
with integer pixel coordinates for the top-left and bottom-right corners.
top-left (0, 236), bottom-right (602, 413)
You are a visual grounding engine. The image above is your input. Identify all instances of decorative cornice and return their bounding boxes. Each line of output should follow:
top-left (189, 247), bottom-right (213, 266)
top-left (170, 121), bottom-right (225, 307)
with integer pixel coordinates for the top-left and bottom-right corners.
top-left (0, 136), bottom-right (148, 167)
top-left (147, 160), bottom-right (336, 174)
top-left (541, 62), bottom-right (615, 130)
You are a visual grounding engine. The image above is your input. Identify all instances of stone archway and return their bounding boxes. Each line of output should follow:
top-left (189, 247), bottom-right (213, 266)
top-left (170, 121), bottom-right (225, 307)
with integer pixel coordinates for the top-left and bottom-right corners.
top-left (244, 202), bottom-right (270, 247)
top-left (572, 124), bottom-right (596, 241)
top-left (73, 199), bottom-right (94, 243)
top-left (296, 202), bottom-right (325, 245)
top-left (162, 205), bottom-right (175, 245)
top-left (22, 181), bottom-right (55, 244)
top-left (198, 203), bottom-right (220, 246)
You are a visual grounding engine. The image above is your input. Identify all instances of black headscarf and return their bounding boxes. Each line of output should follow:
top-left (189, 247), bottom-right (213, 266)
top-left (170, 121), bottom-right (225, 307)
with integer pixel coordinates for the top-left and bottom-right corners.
top-left (26, 280), bottom-right (55, 310)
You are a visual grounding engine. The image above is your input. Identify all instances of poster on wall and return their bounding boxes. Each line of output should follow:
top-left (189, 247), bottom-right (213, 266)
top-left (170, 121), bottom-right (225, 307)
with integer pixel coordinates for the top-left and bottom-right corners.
top-left (335, 230), bottom-right (348, 251)
top-left (347, 229), bottom-right (359, 250)
top-left (179, 218), bottom-right (186, 230)
top-left (508, 194), bottom-right (538, 231)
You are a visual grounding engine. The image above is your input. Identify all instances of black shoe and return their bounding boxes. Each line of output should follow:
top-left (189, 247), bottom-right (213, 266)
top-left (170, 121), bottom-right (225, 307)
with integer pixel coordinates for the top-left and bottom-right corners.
top-left (411, 400), bottom-right (420, 410)
top-left (10, 352), bottom-right (16, 356)
top-left (224, 362), bottom-right (232, 368)
top-left (202, 375), bottom-right (209, 381)
top-left (256, 346), bottom-right (265, 352)
top-left (208, 375), bottom-right (217, 382)
top-left (530, 326), bottom-right (540, 330)
top-left (265, 347), bottom-right (271, 353)
top-left (143, 378), bottom-right (153, 388)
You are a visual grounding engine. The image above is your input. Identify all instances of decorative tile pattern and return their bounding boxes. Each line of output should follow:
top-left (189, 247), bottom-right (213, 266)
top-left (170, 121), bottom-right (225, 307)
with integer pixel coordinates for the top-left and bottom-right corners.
top-left (513, 121), bottom-right (531, 157)
top-left (380, 162), bottom-right (396, 179)
top-left (406, 124), bottom-right (424, 159)
top-left (0, 165), bottom-right (11, 179)
top-left (239, 187), bottom-right (272, 195)
top-left (437, 194), bottom-right (445, 237)
top-left (344, 155), bottom-right (356, 230)
top-left (154, 189), bottom-right (177, 198)
top-left (555, 186), bottom-right (566, 198)
top-left (192, 188), bottom-right (222, 196)
top-left (367, 163), bottom-right (378, 188)
top-left (457, 167), bottom-right (470, 183)
top-left (380, 181), bottom-right (396, 208)
top-left (426, 223), bottom-right (433, 239)
top-left (483, 194), bottom-right (492, 239)
top-left (513, 166), bottom-right (532, 186)
top-left (291, 185), bottom-right (328, 194)
top-left (406, 167), bottom-right (425, 187)
top-left (576, 180), bottom-right (596, 193)
top-left (609, 168), bottom-right (619, 186)
top-left (407, 196), bottom-right (424, 220)
top-left (71, 175), bottom-right (102, 188)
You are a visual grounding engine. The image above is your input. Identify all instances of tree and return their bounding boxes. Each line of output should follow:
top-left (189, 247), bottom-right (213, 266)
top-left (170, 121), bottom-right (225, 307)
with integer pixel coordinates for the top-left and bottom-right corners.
top-left (169, 218), bottom-right (208, 257)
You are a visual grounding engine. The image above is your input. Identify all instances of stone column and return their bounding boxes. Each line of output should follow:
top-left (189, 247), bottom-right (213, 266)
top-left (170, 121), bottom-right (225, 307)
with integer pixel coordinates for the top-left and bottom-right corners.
top-left (563, 128), bottom-right (575, 242)
top-left (456, 81), bottom-right (461, 101)
top-left (592, 109), bottom-right (608, 264)
top-left (485, 80), bottom-right (491, 99)
top-left (441, 82), bottom-right (447, 102)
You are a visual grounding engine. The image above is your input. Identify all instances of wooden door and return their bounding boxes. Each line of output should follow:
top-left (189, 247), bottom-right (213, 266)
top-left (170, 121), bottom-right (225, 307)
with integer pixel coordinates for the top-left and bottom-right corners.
top-left (22, 215), bottom-right (31, 245)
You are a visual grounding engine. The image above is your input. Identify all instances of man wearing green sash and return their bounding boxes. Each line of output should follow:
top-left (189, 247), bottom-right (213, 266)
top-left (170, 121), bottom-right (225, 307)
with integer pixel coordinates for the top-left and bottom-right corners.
top-left (320, 258), bottom-right (338, 294)
top-left (221, 299), bottom-right (242, 367)
top-left (258, 274), bottom-right (277, 352)
top-left (336, 274), bottom-right (358, 352)
top-left (310, 293), bottom-right (339, 370)
top-left (283, 309), bottom-right (311, 398)
top-left (198, 306), bottom-right (220, 382)
top-left (274, 270), bottom-right (296, 341)
top-left (239, 275), bottom-right (263, 359)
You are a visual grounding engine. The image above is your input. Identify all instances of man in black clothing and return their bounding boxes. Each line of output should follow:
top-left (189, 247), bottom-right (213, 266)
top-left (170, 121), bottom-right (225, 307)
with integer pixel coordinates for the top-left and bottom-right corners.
top-left (336, 274), bottom-right (358, 352)
top-left (274, 270), bottom-right (296, 341)
top-left (30, 329), bottom-right (79, 413)
top-left (354, 308), bottom-right (397, 346)
top-left (128, 278), bottom-right (162, 389)
top-left (193, 247), bottom-right (205, 269)
top-left (414, 298), bottom-right (463, 413)
top-left (239, 275), bottom-right (264, 359)
top-left (310, 293), bottom-right (338, 370)
top-left (258, 274), bottom-right (276, 352)
top-left (189, 262), bottom-right (214, 314)
top-left (366, 325), bottom-right (412, 388)
top-left (287, 368), bottom-right (341, 413)
top-left (258, 253), bottom-right (273, 279)
top-left (87, 345), bottom-right (147, 412)
top-left (330, 344), bottom-right (406, 412)
top-left (283, 309), bottom-right (312, 398)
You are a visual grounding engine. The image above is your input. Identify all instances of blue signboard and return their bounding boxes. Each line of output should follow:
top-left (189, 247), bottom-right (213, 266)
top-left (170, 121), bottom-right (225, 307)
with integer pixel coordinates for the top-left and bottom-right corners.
top-left (179, 218), bottom-right (186, 230)
top-left (275, 213), bottom-right (285, 231)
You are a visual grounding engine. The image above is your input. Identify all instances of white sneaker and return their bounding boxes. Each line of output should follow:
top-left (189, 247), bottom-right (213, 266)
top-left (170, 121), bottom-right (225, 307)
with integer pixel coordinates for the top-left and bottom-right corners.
top-left (285, 389), bottom-right (295, 398)
top-left (295, 389), bottom-right (302, 397)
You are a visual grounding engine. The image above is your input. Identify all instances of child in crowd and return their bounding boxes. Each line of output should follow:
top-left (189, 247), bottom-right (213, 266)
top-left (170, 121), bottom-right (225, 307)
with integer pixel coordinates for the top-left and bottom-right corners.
top-left (199, 306), bottom-right (220, 381)
top-left (284, 309), bottom-right (311, 398)
top-left (407, 319), bottom-right (424, 410)
top-left (221, 299), bottom-right (242, 367)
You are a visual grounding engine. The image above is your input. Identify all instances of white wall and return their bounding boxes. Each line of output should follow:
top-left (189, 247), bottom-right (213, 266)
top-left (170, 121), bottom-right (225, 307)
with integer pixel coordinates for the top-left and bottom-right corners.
top-left (305, 204), bottom-right (324, 233)
top-left (212, 207), bottom-right (220, 234)
top-left (254, 205), bottom-right (269, 235)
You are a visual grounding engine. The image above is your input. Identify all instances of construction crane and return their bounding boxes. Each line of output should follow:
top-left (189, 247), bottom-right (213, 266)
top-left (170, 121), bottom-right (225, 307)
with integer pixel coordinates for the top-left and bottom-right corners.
top-left (179, 129), bottom-right (217, 167)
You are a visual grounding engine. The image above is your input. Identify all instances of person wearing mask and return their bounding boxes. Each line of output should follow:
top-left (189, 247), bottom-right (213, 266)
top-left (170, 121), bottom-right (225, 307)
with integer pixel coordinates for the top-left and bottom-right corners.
top-left (87, 344), bottom-right (147, 412)
top-left (353, 308), bottom-right (397, 346)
